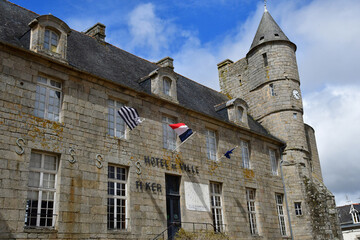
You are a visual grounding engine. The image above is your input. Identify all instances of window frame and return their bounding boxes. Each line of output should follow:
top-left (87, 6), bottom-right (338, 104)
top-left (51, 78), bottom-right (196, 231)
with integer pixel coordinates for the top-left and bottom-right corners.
top-left (163, 77), bottom-right (172, 96)
top-left (294, 202), bottom-right (302, 216)
top-left (25, 152), bottom-right (59, 228)
top-left (34, 76), bottom-right (62, 122)
top-left (237, 106), bottom-right (244, 122)
top-left (269, 149), bottom-right (279, 175)
top-left (107, 165), bottom-right (128, 230)
top-left (275, 193), bottom-right (287, 236)
top-left (246, 188), bottom-right (258, 235)
top-left (209, 182), bottom-right (224, 232)
top-left (206, 129), bottom-right (217, 161)
top-left (241, 140), bottom-right (250, 169)
top-left (108, 99), bottom-right (126, 139)
top-left (44, 29), bottom-right (59, 53)
top-left (162, 116), bottom-right (176, 150)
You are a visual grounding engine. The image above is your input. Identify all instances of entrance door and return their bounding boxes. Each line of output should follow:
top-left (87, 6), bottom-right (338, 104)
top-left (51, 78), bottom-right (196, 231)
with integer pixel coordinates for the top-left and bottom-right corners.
top-left (166, 175), bottom-right (181, 240)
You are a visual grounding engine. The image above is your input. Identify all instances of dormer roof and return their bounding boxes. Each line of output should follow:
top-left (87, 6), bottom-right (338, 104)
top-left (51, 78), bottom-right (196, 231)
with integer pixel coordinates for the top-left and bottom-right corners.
top-left (249, 10), bottom-right (294, 51)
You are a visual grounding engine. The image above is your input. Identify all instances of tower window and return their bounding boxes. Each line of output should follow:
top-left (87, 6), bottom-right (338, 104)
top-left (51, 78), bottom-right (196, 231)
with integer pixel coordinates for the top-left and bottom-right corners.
top-left (269, 83), bottom-right (275, 96)
top-left (262, 53), bottom-right (268, 67)
top-left (259, 36), bottom-right (264, 41)
top-left (293, 113), bottom-right (297, 119)
top-left (274, 33), bottom-right (279, 37)
top-left (295, 202), bottom-right (302, 216)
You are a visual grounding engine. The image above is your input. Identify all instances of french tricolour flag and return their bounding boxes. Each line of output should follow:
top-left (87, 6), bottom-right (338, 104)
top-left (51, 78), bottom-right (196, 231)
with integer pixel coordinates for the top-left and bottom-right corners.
top-left (169, 123), bottom-right (193, 142)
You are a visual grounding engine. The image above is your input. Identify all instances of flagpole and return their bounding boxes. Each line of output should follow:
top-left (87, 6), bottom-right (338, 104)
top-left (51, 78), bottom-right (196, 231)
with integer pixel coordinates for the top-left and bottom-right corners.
top-left (172, 131), bottom-right (197, 153)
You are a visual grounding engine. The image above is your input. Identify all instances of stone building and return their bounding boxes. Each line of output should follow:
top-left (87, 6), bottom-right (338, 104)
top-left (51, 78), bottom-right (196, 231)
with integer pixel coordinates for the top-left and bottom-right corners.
top-left (0, 0), bottom-right (342, 239)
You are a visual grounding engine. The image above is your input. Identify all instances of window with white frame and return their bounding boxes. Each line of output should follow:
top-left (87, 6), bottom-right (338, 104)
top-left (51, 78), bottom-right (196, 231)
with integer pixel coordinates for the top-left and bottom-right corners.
top-left (276, 194), bottom-right (287, 236)
top-left (108, 99), bottom-right (126, 138)
top-left (246, 188), bottom-right (258, 235)
top-left (162, 116), bottom-right (176, 150)
top-left (295, 202), bottom-right (302, 216)
top-left (350, 205), bottom-right (360, 223)
top-left (241, 140), bottom-right (250, 168)
top-left (34, 76), bottom-right (62, 121)
top-left (270, 149), bottom-right (278, 175)
top-left (206, 129), bottom-right (217, 160)
top-left (25, 152), bottom-right (58, 227)
top-left (107, 165), bottom-right (128, 230)
top-left (210, 182), bottom-right (224, 232)
top-left (44, 29), bottom-right (59, 53)
top-left (163, 77), bottom-right (172, 96)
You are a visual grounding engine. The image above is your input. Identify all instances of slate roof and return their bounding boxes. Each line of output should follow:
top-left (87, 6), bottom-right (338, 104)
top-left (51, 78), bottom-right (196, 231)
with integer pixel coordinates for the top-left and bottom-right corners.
top-left (0, 0), bottom-right (278, 141)
top-left (250, 10), bottom-right (294, 51)
top-left (337, 204), bottom-right (360, 226)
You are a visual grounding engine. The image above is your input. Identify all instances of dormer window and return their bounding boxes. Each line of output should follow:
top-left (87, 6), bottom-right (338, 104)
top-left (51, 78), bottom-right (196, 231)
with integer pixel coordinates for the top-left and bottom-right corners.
top-left (215, 98), bottom-right (249, 128)
top-left (44, 29), bottom-right (59, 53)
top-left (163, 77), bottom-right (172, 96)
top-left (29, 15), bottom-right (71, 62)
top-left (350, 205), bottom-right (360, 223)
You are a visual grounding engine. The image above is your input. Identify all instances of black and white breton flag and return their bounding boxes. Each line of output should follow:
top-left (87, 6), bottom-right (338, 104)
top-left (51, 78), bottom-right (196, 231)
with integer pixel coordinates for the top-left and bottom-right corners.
top-left (118, 106), bottom-right (141, 130)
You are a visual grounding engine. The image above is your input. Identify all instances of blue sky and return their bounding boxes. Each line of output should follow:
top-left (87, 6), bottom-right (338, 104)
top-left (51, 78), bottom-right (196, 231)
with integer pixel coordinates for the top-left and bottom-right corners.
top-left (10, 0), bottom-right (360, 206)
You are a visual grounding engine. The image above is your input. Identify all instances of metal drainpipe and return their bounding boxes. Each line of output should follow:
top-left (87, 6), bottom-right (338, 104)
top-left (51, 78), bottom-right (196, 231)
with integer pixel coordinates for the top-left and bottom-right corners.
top-left (280, 146), bottom-right (294, 240)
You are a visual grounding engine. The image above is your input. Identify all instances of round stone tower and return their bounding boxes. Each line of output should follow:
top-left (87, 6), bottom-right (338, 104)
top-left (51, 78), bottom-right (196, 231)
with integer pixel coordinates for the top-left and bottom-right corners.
top-left (246, 9), bottom-right (309, 162)
top-left (218, 8), bottom-right (343, 239)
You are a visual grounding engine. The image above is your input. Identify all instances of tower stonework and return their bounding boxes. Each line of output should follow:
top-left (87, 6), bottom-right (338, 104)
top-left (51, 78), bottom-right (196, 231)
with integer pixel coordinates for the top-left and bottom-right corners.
top-left (218, 10), bottom-right (342, 240)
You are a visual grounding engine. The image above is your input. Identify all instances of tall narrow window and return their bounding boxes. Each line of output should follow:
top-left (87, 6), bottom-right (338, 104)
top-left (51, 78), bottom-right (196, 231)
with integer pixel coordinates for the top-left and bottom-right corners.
top-left (295, 202), bottom-right (302, 216)
top-left (269, 149), bottom-right (278, 175)
top-left (108, 99), bottom-right (126, 138)
top-left (162, 116), bottom-right (176, 150)
top-left (276, 194), bottom-right (287, 236)
top-left (206, 129), bottom-right (217, 160)
top-left (246, 188), bottom-right (258, 235)
top-left (163, 77), bottom-right (172, 96)
top-left (25, 152), bottom-right (58, 227)
top-left (241, 140), bottom-right (250, 169)
top-left (44, 29), bottom-right (59, 53)
top-left (108, 165), bottom-right (128, 230)
top-left (238, 107), bottom-right (244, 122)
top-left (210, 182), bottom-right (224, 232)
top-left (34, 76), bottom-right (62, 121)
top-left (269, 83), bottom-right (275, 96)
top-left (262, 53), bottom-right (268, 67)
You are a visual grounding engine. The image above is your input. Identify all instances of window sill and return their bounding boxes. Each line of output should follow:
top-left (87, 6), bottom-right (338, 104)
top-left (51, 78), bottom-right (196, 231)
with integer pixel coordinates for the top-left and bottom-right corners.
top-left (24, 227), bottom-right (57, 233)
top-left (107, 229), bottom-right (131, 234)
top-left (106, 134), bottom-right (128, 142)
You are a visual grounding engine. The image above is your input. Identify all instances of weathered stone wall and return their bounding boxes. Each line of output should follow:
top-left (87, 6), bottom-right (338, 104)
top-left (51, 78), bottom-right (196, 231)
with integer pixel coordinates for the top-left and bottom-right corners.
top-left (1, 43), bottom-right (294, 239)
top-left (304, 124), bottom-right (323, 182)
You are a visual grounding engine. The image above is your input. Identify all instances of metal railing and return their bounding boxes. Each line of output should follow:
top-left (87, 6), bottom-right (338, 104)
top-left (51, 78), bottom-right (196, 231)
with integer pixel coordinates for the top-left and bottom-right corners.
top-left (152, 221), bottom-right (227, 240)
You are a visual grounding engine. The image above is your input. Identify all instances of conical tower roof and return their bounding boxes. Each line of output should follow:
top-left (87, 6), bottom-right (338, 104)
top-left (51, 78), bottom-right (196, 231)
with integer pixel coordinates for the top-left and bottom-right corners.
top-left (249, 9), bottom-right (294, 51)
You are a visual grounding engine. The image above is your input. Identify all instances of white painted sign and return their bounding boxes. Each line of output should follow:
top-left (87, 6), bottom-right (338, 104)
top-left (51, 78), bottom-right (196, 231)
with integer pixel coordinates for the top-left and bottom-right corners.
top-left (184, 181), bottom-right (210, 212)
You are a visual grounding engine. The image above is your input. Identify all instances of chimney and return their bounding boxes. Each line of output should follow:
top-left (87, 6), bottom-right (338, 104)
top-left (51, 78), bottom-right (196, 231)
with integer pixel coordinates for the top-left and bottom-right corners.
top-left (156, 57), bottom-right (174, 70)
top-left (85, 23), bottom-right (106, 41)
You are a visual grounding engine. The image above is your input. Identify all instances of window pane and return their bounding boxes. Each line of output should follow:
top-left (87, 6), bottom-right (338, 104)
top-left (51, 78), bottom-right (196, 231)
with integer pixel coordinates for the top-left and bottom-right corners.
top-left (44, 155), bottom-right (57, 170)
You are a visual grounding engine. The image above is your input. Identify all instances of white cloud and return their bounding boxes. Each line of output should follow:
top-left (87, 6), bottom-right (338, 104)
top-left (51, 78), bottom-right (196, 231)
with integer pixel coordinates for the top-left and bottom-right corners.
top-left (126, 3), bottom-right (177, 58)
top-left (303, 85), bottom-right (360, 206)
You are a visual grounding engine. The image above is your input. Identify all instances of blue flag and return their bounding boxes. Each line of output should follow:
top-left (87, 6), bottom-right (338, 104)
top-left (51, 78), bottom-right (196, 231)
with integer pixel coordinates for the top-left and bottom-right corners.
top-left (224, 148), bottom-right (235, 159)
